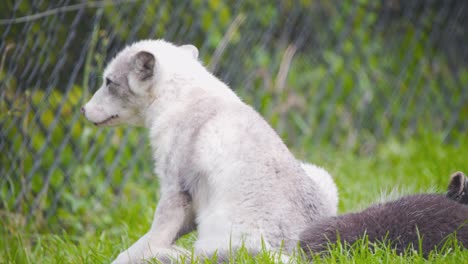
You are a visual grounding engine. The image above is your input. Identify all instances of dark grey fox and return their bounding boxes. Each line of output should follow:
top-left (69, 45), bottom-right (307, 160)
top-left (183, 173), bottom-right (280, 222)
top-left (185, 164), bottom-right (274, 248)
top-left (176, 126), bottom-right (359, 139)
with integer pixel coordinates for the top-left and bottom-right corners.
top-left (300, 172), bottom-right (468, 257)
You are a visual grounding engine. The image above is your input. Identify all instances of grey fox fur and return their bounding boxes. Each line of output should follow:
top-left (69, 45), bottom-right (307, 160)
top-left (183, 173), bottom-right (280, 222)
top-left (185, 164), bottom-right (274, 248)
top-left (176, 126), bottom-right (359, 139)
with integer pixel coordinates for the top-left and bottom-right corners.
top-left (300, 171), bottom-right (468, 257)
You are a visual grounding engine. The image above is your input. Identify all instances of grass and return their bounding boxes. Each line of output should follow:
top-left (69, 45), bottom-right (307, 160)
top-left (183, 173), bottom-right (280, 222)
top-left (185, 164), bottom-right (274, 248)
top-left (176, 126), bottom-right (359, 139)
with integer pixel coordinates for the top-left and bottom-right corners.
top-left (1, 133), bottom-right (467, 263)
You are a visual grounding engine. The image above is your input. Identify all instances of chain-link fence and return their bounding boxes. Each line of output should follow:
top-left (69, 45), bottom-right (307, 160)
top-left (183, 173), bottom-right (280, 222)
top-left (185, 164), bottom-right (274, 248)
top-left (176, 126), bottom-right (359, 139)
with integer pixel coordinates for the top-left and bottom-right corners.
top-left (1, 0), bottom-right (467, 230)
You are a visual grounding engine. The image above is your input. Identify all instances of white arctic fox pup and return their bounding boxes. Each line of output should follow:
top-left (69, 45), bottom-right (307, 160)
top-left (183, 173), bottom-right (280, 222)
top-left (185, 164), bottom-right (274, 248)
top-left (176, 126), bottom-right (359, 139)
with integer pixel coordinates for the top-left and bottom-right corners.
top-left (81, 39), bottom-right (337, 263)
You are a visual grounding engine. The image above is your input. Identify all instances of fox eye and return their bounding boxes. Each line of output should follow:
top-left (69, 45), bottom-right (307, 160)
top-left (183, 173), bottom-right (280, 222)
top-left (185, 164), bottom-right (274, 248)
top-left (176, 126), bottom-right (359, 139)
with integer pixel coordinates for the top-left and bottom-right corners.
top-left (105, 78), bottom-right (112, 86)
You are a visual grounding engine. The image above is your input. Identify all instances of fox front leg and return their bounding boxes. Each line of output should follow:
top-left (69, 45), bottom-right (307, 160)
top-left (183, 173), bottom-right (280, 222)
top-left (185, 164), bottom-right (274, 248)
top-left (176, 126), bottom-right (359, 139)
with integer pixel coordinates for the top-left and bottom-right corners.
top-left (112, 190), bottom-right (195, 264)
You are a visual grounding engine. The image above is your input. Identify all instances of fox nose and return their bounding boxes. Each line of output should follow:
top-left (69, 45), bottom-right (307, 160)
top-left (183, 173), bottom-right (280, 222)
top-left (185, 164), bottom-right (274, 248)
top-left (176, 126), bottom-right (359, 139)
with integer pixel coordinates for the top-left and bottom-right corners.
top-left (80, 106), bottom-right (86, 115)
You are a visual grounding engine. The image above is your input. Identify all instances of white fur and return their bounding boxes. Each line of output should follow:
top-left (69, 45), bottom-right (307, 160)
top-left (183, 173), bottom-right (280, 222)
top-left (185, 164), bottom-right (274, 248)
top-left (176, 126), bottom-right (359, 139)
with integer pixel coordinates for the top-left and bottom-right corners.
top-left (82, 39), bottom-right (338, 263)
top-left (300, 163), bottom-right (338, 216)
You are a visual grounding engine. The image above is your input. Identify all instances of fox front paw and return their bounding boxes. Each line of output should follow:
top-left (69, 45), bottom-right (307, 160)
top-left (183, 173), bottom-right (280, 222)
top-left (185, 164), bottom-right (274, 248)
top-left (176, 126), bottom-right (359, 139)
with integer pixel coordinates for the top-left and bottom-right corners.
top-left (111, 246), bottom-right (189, 264)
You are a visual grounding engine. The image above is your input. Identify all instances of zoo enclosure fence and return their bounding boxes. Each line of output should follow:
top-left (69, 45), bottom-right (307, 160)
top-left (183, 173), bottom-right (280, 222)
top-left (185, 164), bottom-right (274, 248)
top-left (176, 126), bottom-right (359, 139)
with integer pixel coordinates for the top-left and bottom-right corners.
top-left (0, 0), bottom-right (467, 230)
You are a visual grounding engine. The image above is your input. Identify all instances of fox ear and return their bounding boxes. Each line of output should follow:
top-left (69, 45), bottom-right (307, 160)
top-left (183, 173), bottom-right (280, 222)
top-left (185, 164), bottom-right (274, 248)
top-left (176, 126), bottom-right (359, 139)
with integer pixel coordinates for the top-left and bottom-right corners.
top-left (132, 51), bottom-right (155, 80)
top-left (448, 171), bottom-right (465, 195)
top-left (180, 44), bottom-right (199, 59)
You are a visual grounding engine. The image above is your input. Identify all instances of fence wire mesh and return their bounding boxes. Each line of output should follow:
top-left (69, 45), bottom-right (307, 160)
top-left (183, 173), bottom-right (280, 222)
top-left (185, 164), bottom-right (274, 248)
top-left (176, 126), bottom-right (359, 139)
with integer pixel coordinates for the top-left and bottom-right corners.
top-left (1, 0), bottom-right (467, 230)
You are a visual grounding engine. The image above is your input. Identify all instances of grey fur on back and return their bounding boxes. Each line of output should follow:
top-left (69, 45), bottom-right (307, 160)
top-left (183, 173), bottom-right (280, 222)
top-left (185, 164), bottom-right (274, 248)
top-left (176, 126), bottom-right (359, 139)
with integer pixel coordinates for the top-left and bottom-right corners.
top-left (301, 172), bottom-right (468, 257)
top-left (300, 194), bottom-right (468, 256)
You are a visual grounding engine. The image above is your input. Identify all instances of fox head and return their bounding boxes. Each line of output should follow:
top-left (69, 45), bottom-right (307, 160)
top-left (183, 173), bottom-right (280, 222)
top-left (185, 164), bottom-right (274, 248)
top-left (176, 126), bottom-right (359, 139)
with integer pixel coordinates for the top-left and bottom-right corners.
top-left (447, 171), bottom-right (468, 205)
top-left (81, 40), bottom-right (199, 127)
